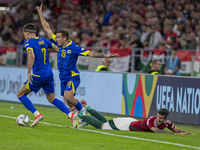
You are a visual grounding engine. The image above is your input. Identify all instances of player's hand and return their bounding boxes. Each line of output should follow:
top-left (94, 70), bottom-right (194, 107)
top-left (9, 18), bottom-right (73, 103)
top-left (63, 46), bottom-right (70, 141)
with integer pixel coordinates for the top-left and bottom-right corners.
top-left (188, 133), bottom-right (198, 135)
top-left (36, 3), bottom-right (43, 15)
top-left (107, 53), bottom-right (119, 58)
top-left (28, 73), bottom-right (33, 84)
top-left (174, 132), bottom-right (196, 135)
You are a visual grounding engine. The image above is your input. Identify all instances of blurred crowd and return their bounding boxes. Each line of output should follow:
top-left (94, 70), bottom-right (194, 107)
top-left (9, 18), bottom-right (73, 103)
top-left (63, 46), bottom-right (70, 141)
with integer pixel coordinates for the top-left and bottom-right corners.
top-left (1, 0), bottom-right (200, 52)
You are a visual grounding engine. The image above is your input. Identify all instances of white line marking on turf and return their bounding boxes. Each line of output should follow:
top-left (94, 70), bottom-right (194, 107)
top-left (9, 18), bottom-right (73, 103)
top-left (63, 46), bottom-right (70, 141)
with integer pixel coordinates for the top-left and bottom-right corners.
top-left (1, 114), bottom-right (200, 149)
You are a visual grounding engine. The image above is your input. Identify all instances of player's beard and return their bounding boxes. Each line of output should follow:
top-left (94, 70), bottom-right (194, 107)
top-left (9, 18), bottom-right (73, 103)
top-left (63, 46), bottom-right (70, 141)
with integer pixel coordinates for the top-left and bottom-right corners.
top-left (61, 41), bottom-right (66, 47)
top-left (58, 42), bottom-right (63, 47)
top-left (156, 118), bottom-right (162, 125)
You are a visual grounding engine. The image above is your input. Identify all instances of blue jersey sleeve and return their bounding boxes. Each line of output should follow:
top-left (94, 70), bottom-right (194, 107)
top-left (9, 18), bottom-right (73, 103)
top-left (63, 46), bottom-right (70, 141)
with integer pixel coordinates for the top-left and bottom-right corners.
top-left (24, 41), bottom-right (33, 53)
top-left (74, 45), bottom-right (90, 56)
top-left (43, 38), bottom-right (54, 49)
top-left (50, 34), bottom-right (58, 46)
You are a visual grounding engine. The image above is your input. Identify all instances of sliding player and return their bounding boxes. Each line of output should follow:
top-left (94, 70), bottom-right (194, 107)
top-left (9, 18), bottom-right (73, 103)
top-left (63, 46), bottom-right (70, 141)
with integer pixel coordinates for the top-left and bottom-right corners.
top-left (77, 101), bottom-right (196, 135)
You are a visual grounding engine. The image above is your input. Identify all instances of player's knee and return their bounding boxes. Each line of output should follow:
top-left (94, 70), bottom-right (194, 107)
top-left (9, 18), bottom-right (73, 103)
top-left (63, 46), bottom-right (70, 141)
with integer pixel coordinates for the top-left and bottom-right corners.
top-left (64, 95), bottom-right (73, 102)
top-left (46, 96), bottom-right (55, 103)
top-left (46, 93), bottom-right (55, 103)
top-left (47, 97), bottom-right (54, 103)
top-left (17, 91), bottom-right (23, 98)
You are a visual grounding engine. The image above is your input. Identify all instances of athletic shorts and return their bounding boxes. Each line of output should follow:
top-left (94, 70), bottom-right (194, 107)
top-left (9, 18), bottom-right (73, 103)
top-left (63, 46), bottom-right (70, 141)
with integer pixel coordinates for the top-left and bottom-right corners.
top-left (102, 117), bottom-right (138, 131)
top-left (60, 76), bottom-right (80, 96)
top-left (24, 75), bottom-right (54, 94)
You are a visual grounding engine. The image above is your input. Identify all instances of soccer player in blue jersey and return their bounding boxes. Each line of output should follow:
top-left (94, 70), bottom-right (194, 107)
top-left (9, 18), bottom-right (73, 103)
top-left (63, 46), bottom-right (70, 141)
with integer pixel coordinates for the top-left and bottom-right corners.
top-left (36, 4), bottom-right (118, 116)
top-left (17, 23), bottom-right (78, 128)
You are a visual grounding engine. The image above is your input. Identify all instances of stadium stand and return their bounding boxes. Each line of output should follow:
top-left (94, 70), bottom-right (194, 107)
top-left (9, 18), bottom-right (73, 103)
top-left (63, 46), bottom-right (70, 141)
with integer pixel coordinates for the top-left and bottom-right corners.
top-left (0, 0), bottom-right (200, 76)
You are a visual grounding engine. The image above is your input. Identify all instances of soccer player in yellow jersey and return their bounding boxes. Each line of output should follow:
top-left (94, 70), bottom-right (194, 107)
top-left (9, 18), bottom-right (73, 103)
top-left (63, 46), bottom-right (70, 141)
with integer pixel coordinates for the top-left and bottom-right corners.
top-left (17, 23), bottom-right (78, 128)
top-left (36, 3), bottom-right (118, 116)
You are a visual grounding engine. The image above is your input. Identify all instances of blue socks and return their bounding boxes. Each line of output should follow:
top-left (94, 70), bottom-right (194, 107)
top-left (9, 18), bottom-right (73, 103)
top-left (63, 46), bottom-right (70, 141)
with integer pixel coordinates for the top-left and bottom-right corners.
top-left (52, 98), bottom-right (70, 115)
top-left (75, 101), bottom-right (82, 111)
top-left (19, 96), bottom-right (79, 116)
top-left (19, 95), bottom-right (37, 113)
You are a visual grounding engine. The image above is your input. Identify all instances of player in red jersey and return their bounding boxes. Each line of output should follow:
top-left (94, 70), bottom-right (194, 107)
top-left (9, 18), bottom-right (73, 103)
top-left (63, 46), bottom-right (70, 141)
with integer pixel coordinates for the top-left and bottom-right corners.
top-left (76, 101), bottom-right (196, 135)
top-left (129, 109), bottom-right (179, 134)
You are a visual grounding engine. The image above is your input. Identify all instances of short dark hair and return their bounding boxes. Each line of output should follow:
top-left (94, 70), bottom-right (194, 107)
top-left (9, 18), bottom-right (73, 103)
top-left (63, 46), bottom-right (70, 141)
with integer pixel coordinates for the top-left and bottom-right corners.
top-left (158, 108), bottom-right (169, 119)
top-left (23, 23), bottom-right (36, 33)
top-left (152, 59), bottom-right (159, 65)
top-left (57, 30), bottom-right (69, 40)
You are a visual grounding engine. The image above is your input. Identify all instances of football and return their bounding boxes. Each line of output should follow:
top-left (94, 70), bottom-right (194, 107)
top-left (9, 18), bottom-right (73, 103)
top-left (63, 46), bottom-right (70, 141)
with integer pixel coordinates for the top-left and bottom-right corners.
top-left (16, 114), bottom-right (30, 126)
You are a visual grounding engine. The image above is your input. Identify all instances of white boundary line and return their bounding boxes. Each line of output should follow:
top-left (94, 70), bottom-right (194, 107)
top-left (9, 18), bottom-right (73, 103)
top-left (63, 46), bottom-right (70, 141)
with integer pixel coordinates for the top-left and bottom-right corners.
top-left (1, 114), bottom-right (200, 149)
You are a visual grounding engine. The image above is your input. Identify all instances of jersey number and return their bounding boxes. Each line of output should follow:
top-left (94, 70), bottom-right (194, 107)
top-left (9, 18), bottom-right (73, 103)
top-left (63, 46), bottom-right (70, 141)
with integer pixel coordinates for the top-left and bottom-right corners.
top-left (42, 48), bottom-right (46, 65)
top-left (61, 50), bottom-right (66, 58)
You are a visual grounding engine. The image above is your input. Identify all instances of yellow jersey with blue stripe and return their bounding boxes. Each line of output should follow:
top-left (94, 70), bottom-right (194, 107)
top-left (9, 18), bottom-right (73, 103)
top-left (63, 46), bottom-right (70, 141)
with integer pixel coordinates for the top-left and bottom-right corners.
top-left (24, 37), bottom-right (54, 77)
top-left (50, 34), bottom-right (90, 79)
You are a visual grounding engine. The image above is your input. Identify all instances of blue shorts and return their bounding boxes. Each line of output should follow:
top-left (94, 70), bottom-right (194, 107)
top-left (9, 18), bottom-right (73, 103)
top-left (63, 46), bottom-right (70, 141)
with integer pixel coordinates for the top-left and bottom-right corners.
top-left (24, 75), bottom-right (55, 94)
top-left (60, 76), bottom-right (80, 96)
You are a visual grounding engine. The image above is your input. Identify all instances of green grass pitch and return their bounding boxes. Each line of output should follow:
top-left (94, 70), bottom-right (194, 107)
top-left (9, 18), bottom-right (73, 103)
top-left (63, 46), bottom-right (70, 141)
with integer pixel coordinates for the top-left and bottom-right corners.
top-left (0, 101), bottom-right (200, 150)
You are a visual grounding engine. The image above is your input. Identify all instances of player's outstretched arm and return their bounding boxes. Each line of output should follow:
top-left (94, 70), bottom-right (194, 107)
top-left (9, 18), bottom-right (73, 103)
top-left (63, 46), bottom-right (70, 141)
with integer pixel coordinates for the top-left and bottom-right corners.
top-left (36, 3), bottom-right (53, 39)
top-left (151, 127), bottom-right (196, 135)
top-left (173, 126), bottom-right (197, 135)
top-left (87, 51), bottom-right (119, 58)
top-left (151, 127), bottom-right (174, 134)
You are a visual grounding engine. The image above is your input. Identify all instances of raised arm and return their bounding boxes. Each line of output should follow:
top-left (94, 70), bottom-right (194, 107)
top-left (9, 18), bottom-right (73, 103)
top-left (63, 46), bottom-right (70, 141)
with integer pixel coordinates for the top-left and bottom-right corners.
top-left (49, 44), bottom-right (59, 52)
top-left (87, 51), bottom-right (119, 58)
top-left (36, 3), bottom-right (53, 39)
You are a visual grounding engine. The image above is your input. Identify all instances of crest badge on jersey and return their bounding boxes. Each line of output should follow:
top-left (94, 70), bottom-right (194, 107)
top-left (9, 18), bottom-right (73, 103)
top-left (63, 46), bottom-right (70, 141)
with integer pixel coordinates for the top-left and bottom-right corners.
top-left (67, 50), bottom-right (71, 54)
